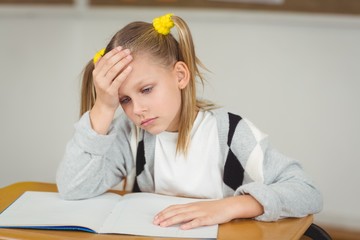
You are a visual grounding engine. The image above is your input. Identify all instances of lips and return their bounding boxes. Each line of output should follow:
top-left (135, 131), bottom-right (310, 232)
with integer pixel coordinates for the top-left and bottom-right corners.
top-left (140, 117), bottom-right (157, 127)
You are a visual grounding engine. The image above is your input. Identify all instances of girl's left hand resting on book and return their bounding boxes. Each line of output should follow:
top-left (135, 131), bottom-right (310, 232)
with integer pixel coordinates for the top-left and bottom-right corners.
top-left (153, 194), bottom-right (264, 230)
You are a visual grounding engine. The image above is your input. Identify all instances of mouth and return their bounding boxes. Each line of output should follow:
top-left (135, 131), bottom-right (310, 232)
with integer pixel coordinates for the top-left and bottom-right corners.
top-left (140, 117), bottom-right (157, 127)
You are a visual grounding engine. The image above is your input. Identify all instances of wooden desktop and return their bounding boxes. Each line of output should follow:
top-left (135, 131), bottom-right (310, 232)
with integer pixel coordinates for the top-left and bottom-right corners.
top-left (0, 182), bottom-right (313, 240)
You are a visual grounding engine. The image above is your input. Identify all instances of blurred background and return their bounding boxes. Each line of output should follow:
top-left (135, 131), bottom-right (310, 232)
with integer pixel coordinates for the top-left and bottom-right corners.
top-left (0, 0), bottom-right (359, 239)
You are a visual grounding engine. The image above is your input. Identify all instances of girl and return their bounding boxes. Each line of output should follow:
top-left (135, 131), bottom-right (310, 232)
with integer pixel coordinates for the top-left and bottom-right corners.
top-left (56, 13), bottom-right (322, 230)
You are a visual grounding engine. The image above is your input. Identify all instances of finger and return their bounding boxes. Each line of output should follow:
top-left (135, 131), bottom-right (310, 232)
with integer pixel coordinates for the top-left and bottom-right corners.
top-left (155, 206), bottom-right (198, 227)
top-left (95, 47), bottom-right (129, 78)
top-left (159, 212), bottom-right (197, 228)
top-left (92, 47), bottom-right (123, 87)
top-left (93, 49), bottom-right (132, 89)
top-left (94, 46), bottom-right (121, 69)
top-left (180, 217), bottom-right (211, 230)
top-left (105, 52), bottom-right (133, 81)
top-left (153, 204), bottom-right (188, 224)
top-left (108, 65), bottom-right (133, 93)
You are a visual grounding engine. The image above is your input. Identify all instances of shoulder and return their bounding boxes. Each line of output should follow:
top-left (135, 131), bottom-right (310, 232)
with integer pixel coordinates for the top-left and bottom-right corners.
top-left (206, 108), bottom-right (267, 142)
top-left (203, 108), bottom-right (243, 144)
top-left (206, 107), bottom-right (243, 127)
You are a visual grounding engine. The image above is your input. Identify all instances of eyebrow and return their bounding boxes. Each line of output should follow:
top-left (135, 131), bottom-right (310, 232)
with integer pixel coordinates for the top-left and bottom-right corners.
top-left (134, 78), bottom-right (150, 88)
top-left (118, 78), bottom-right (153, 98)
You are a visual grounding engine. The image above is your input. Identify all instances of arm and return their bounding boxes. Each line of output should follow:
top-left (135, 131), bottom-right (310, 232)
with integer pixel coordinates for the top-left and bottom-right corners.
top-left (233, 119), bottom-right (323, 221)
top-left (56, 112), bottom-right (134, 200)
top-left (57, 47), bottom-right (134, 200)
top-left (153, 194), bottom-right (263, 230)
top-left (153, 117), bottom-right (322, 229)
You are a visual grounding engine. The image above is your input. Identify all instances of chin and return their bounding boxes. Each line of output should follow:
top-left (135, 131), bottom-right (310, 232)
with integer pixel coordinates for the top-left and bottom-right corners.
top-left (142, 127), bottom-right (165, 135)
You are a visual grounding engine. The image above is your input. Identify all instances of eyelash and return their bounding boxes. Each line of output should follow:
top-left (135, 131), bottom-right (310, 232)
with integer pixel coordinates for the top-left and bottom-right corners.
top-left (120, 97), bottom-right (131, 105)
top-left (141, 86), bottom-right (153, 94)
top-left (120, 86), bottom-right (153, 105)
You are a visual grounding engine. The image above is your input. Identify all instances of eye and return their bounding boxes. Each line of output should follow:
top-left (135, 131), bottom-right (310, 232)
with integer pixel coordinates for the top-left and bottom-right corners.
top-left (120, 97), bottom-right (131, 104)
top-left (141, 86), bottom-right (153, 94)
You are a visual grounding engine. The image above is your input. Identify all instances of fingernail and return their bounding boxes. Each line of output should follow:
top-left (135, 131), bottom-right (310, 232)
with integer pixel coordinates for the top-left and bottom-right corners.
top-left (116, 46), bottom-right (122, 51)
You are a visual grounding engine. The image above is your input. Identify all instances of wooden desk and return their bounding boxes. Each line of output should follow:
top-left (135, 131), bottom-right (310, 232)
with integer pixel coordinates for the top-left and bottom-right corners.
top-left (0, 182), bottom-right (313, 240)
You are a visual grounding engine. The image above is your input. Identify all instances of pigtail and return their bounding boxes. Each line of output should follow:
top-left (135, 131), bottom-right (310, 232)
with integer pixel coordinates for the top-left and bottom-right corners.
top-left (172, 16), bottom-right (207, 86)
top-left (80, 60), bottom-right (96, 117)
top-left (172, 16), bottom-right (206, 154)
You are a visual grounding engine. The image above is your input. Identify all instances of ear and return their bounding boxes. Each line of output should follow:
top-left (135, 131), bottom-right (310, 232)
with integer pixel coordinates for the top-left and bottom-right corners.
top-left (173, 61), bottom-right (190, 89)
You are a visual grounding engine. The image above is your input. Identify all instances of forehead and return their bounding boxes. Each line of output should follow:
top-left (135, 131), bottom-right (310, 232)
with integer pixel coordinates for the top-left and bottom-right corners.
top-left (118, 53), bottom-right (173, 94)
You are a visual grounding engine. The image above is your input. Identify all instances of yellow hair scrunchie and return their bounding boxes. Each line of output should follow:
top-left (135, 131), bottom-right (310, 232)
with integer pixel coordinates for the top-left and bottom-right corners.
top-left (153, 13), bottom-right (174, 35)
top-left (93, 48), bottom-right (106, 64)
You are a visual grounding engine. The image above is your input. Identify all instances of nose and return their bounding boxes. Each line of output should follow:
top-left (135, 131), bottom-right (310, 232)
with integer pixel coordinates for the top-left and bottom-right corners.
top-left (132, 98), bottom-right (146, 116)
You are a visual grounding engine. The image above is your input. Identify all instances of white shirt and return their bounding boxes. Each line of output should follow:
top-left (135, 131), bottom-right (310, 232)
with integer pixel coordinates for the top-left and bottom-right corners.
top-left (154, 111), bottom-right (223, 199)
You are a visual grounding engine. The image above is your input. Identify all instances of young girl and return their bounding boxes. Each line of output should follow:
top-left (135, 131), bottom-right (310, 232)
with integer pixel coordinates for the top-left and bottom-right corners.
top-left (56, 13), bottom-right (322, 230)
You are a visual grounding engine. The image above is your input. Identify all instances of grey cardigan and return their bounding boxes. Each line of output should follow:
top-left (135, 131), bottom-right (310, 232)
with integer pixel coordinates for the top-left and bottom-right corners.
top-left (56, 108), bottom-right (322, 221)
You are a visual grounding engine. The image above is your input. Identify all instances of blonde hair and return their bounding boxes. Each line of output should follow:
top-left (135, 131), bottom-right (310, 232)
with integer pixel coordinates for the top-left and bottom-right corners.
top-left (80, 15), bottom-right (215, 154)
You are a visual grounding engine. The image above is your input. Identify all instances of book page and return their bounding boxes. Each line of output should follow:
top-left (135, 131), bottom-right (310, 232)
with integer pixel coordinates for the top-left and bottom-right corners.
top-left (100, 192), bottom-right (218, 239)
top-left (0, 191), bottom-right (121, 232)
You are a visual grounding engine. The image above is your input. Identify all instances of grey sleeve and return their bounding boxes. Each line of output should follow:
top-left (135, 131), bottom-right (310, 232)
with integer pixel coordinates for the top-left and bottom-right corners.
top-left (232, 119), bottom-right (323, 221)
top-left (56, 112), bottom-right (134, 200)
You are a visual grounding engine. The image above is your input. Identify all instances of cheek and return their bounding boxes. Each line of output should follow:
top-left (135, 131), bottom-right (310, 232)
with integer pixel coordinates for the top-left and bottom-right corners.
top-left (162, 82), bottom-right (182, 104)
top-left (170, 89), bottom-right (182, 106)
top-left (155, 89), bottom-right (181, 110)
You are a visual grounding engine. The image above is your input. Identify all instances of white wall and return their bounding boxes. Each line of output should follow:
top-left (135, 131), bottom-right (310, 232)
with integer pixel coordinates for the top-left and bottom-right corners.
top-left (0, 6), bottom-right (359, 230)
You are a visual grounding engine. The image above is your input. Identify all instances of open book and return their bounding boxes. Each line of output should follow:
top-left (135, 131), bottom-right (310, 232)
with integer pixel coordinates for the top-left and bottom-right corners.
top-left (0, 191), bottom-right (218, 239)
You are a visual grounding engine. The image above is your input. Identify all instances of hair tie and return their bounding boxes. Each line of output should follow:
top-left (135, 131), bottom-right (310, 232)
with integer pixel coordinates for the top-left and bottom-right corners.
top-left (153, 13), bottom-right (174, 35)
top-left (93, 48), bottom-right (106, 64)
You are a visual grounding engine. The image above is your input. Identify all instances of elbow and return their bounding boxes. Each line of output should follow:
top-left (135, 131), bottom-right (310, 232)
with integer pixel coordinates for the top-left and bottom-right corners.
top-left (56, 176), bottom-right (79, 200)
top-left (257, 186), bottom-right (323, 221)
top-left (309, 187), bottom-right (323, 214)
top-left (56, 171), bottom-right (110, 200)
top-left (56, 171), bottom-right (87, 200)
top-left (56, 180), bottom-right (92, 200)
top-left (288, 186), bottom-right (324, 218)
top-left (57, 186), bottom-right (73, 200)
